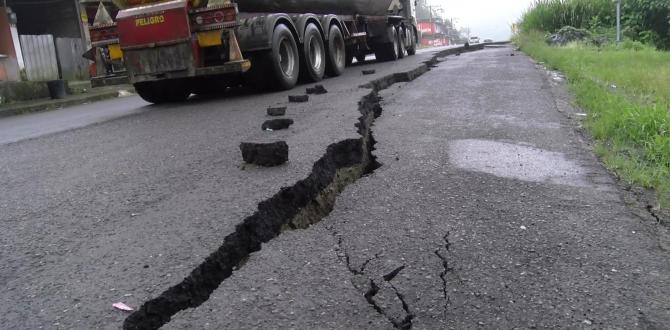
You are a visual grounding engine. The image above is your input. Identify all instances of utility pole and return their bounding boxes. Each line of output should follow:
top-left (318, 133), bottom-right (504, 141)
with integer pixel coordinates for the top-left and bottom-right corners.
top-left (616, 0), bottom-right (621, 44)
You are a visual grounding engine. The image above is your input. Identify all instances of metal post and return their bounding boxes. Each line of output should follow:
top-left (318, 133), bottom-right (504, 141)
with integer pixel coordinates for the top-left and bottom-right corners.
top-left (616, 0), bottom-right (621, 44)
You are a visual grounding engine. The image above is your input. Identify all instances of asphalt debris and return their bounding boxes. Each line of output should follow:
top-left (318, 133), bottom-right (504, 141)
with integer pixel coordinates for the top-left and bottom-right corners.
top-left (262, 118), bottom-right (294, 131)
top-left (239, 141), bottom-right (289, 167)
top-left (266, 106), bottom-right (287, 116)
top-left (306, 85), bottom-right (328, 95)
top-left (288, 95), bottom-right (309, 103)
top-left (362, 69), bottom-right (376, 75)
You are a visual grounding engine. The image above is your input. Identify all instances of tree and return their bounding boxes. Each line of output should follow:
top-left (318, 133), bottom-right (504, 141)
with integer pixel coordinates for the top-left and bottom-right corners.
top-left (623, 0), bottom-right (670, 49)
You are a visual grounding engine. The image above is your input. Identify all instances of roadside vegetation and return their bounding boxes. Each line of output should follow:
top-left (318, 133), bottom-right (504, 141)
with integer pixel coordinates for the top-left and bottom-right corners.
top-left (515, 0), bottom-right (670, 209)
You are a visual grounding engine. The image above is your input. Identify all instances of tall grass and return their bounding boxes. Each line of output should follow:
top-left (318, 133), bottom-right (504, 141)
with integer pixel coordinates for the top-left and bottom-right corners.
top-left (520, 0), bottom-right (616, 33)
top-left (516, 32), bottom-right (670, 207)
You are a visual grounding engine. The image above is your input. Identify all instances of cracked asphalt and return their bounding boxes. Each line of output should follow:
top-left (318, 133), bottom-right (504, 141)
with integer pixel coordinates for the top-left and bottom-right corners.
top-left (167, 46), bottom-right (670, 329)
top-left (2, 44), bottom-right (670, 330)
top-left (0, 46), bottom-right (452, 329)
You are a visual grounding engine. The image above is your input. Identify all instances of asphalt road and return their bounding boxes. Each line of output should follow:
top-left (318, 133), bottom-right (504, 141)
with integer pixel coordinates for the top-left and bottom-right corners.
top-left (0, 45), bottom-right (450, 147)
top-left (3, 44), bottom-right (669, 330)
top-left (0, 46), bottom-right (453, 329)
top-left (167, 46), bottom-right (670, 329)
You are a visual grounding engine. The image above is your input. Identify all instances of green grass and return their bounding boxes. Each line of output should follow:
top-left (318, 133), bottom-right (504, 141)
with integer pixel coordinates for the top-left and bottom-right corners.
top-left (516, 32), bottom-right (670, 208)
top-left (520, 0), bottom-right (615, 33)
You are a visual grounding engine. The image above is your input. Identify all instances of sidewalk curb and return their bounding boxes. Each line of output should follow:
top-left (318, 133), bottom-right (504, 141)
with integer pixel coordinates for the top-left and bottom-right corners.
top-left (0, 89), bottom-right (131, 118)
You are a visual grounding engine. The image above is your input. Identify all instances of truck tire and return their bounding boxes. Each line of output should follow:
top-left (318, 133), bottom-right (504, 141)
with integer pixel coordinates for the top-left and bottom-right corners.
top-left (407, 28), bottom-right (417, 56)
top-left (397, 27), bottom-right (406, 59)
top-left (374, 26), bottom-right (398, 62)
top-left (134, 81), bottom-right (190, 104)
top-left (268, 23), bottom-right (300, 90)
top-left (300, 23), bottom-right (326, 82)
top-left (325, 24), bottom-right (345, 77)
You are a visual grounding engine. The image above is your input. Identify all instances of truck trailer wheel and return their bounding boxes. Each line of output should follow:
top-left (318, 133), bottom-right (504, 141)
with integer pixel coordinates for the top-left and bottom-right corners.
top-left (300, 23), bottom-right (326, 82)
top-left (325, 24), bottom-right (345, 77)
top-left (270, 24), bottom-right (300, 90)
top-left (407, 28), bottom-right (417, 56)
top-left (374, 26), bottom-right (399, 62)
top-left (397, 27), bottom-right (406, 59)
top-left (134, 81), bottom-right (190, 104)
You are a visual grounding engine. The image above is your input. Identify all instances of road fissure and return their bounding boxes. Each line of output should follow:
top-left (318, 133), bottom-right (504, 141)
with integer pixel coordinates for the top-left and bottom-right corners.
top-left (123, 45), bottom-right (485, 329)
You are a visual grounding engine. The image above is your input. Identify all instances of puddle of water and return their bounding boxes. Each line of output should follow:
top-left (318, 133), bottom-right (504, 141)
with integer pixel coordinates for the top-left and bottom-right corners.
top-left (449, 139), bottom-right (587, 186)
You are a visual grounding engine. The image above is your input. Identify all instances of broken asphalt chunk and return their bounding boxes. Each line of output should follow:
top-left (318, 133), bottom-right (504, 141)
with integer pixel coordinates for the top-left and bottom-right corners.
top-left (240, 141), bottom-right (289, 167)
top-left (267, 106), bottom-right (287, 116)
top-left (262, 118), bottom-right (294, 131)
top-left (362, 69), bottom-right (376, 75)
top-left (288, 95), bottom-right (309, 103)
top-left (306, 85), bottom-right (328, 95)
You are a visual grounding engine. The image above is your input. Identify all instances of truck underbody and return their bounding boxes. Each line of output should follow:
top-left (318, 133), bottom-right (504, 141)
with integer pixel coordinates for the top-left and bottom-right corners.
top-left (87, 0), bottom-right (418, 103)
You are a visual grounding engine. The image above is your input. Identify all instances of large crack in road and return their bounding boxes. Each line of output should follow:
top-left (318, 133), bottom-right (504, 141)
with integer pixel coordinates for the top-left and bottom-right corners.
top-left (124, 45), bottom-right (486, 329)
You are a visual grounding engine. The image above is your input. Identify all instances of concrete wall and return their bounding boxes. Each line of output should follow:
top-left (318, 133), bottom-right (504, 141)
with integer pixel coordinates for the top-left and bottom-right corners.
top-left (0, 80), bottom-right (50, 103)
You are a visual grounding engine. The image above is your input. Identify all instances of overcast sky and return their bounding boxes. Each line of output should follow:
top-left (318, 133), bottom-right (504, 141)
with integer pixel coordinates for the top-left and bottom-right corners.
top-left (427, 0), bottom-right (535, 41)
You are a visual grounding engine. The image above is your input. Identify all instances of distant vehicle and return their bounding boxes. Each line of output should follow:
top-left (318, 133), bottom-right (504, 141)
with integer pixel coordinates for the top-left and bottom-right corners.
top-left (484, 39), bottom-right (493, 43)
top-left (469, 36), bottom-right (480, 44)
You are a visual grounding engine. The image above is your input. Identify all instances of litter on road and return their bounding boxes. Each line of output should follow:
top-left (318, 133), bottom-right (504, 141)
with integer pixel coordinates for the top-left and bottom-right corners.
top-left (112, 302), bottom-right (133, 312)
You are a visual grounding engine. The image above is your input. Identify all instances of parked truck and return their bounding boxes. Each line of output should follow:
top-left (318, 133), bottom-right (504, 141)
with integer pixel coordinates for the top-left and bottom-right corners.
top-left (86, 0), bottom-right (418, 103)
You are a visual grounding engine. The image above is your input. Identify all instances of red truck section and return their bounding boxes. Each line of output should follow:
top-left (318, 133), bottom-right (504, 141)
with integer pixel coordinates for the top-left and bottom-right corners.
top-left (417, 22), bottom-right (449, 47)
top-left (116, 0), bottom-right (191, 49)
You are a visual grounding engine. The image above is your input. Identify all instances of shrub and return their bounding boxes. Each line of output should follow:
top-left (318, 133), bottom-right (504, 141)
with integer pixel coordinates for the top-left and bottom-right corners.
top-left (520, 0), bottom-right (670, 50)
top-left (622, 39), bottom-right (645, 51)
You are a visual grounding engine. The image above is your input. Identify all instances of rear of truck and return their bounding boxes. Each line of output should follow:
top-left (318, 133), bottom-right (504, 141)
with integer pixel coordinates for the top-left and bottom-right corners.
top-left (88, 0), bottom-right (250, 103)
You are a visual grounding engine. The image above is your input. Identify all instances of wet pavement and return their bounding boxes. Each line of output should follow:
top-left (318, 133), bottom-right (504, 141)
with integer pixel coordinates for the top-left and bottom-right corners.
top-left (167, 46), bottom-right (670, 329)
top-left (3, 44), bottom-right (669, 329)
top-left (0, 46), bottom-right (454, 329)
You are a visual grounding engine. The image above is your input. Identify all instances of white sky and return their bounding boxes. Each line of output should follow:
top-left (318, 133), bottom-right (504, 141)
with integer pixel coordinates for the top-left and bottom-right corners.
top-left (427, 0), bottom-right (535, 41)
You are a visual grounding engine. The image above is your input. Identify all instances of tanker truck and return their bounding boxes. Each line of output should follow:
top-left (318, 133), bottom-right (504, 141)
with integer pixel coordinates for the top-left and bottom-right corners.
top-left (87, 0), bottom-right (418, 103)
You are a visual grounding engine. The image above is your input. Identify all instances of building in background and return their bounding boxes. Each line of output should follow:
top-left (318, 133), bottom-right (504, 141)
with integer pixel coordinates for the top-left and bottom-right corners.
top-left (1, 0), bottom-right (104, 82)
top-left (417, 20), bottom-right (449, 47)
top-left (0, 6), bottom-right (21, 81)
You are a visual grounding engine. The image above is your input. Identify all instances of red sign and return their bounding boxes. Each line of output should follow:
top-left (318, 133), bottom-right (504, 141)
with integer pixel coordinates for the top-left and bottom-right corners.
top-left (417, 22), bottom-right (435, 35)
top-left (116, 0), bottom-right (191, 48)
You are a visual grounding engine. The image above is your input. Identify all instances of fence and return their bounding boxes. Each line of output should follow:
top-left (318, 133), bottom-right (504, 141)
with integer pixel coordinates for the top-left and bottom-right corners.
top-left (20, 35), bottom-right (58, 81)
top-left (55, 38), bottom-right (89, 81)
top-left (19, 35), bottom-right (89, 82)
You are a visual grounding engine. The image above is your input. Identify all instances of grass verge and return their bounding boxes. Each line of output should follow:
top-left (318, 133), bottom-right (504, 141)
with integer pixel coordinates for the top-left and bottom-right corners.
top-left (516, 32), bottom-right (670, 210)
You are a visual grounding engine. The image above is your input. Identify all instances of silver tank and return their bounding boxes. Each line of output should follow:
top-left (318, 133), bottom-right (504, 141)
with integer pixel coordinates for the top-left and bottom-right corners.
top-left (236, 0), bottom-right (399, 17)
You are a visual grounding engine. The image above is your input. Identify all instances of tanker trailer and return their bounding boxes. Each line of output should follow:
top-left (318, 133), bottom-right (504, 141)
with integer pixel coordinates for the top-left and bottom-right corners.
top-left (88, 0), bottom-right (418, 103)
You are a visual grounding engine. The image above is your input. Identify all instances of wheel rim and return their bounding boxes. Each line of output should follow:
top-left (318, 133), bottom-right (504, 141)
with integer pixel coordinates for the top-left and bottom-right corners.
top-left (393, 33), bottom-right (398, 57)
top-left (278, 37), bottom-right (295, 77)
top-left (309, 35), bottom-right (323, 71)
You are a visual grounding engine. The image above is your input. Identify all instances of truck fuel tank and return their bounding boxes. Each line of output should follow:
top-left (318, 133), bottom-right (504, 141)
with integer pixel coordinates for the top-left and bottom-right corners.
top-left (236, 0), bottom-right (402, 16)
